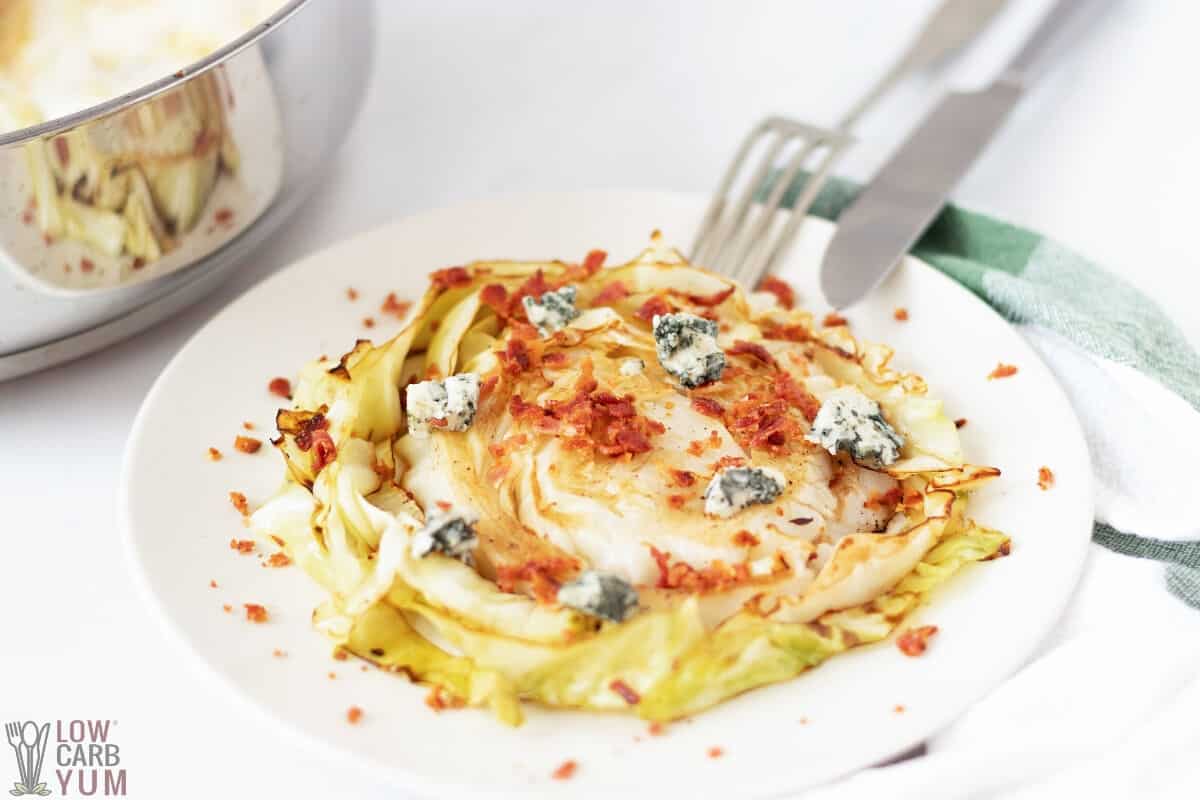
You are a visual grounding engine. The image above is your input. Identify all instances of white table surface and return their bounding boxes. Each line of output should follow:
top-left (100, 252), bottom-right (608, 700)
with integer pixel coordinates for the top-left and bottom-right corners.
top-left (3, 2), bottom-right (1198, 798)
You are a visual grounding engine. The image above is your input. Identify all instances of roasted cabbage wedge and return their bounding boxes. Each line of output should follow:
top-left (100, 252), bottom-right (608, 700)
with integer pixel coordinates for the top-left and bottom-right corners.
top-left (251, 238), bottom-right (1008, 725)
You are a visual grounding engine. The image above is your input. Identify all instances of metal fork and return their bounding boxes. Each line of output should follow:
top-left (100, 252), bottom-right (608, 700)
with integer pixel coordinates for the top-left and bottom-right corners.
top-left (691, 0), bottom-right (1008, 289)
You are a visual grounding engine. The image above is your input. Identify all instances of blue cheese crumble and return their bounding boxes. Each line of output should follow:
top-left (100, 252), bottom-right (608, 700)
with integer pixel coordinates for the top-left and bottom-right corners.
top-left (703, 465), bottom-right (786, 518)
top-left (522, 285), bottom-right (580, 337)
top-left (411, 509), bottom-right (478, 564)
top-left (405, 373), bottom-right (480, 437)
top-left (652, 313), bottom-right (725, 388)
top-left (556, 570), bottom-right (639, 623)
top-left (806, 386), bottom-right (904, 467)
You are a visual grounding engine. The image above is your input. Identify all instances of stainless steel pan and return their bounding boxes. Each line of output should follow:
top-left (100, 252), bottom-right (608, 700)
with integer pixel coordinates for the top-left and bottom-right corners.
top-left (0, 0), bottom-right (374, 379)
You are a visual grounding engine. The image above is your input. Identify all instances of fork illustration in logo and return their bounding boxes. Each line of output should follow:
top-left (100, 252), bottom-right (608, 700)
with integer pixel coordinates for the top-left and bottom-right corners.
top-left (5, 722), bottom-right (51, 797)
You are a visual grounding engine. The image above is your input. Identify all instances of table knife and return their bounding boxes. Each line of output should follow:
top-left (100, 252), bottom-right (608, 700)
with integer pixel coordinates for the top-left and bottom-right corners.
top-left (820, 0), bottom-right (1098, 309)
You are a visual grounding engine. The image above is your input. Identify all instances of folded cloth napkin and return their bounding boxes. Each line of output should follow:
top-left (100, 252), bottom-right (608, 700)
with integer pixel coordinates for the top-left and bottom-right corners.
top-left (781, 177), bottom-right (1200, 798)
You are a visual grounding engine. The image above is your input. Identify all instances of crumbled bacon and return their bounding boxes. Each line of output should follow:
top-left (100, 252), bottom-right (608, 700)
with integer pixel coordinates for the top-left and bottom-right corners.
top-left (131, 257), bottom-right (145, 270)
top-left (229, 491), bottom-right (250, 516)
top-left (893, 307), bottom-right (909, 321)
top-left (1037, 466), bottom-right (1055, 490)
top-left (346, 706), bottom-right (364, 724)
top-left (707, 747), bottom-right (725, 759)
top-left (648, 722), bottom-right (665, 736)
top-left (678, 285), bottom-right (735, 307)
top-left (507, 270), bottom-right (553, 319)
top-left (591, 280), bottom-right (630, 307)
top-left (954, 418), bottom-right (968, 429)
top-left (758, 276), bottom-right (796, 309)
top-left (551, 760), bottom-right (578, 781)
top-left (242, 421), bottom-right (255, 431)
top-left (268, 377), bottom-right (292, 399)
top-left (425, 685), bottom-right (466, 711)
top-left (381, 292), bottom-right (412, 318)
top-left (234, 435), bottom-right (262, 454)
top-left (294, 414), bottom-right (337, 472)
top-left (988, 363), bottom-right (1018, 380)
top-left (691, 396), bottom-right (725, 418)
top-left (896, 625), bottom-right (938, 656)
top-left (727, 340), bottom-right (776, 367)
top-left (498, 337), bottom-right (537, 376)
top-left (480, 283), bottom-right (509, 316)
top-left (667, 494), bottom-right (688, 509)
top-left (243, 603), bottom-right (269, 623)
top-left (264, 552), bottom-right (292, 568)
top-left (582, 249), bottom-right (607, 272)
top-left (430, 266), bottom-right (472, 290)
top-left (542, 351), bottom-right (568, 367)
top-left (761, 321), bottom-right (811, 342)
top-left (710, 454), bottom-right (746, 472)
top-left (80, 258), bottom-right (95, 273)
top-left (822, 312), bottom-right (848, 327)
top-left (215, 207), bottom-right (234, 226)
top-left (210, 579), bottom-right (218, 588)
top-left (634, 294), bottom-right (672, 323)
top-left (649, 547), bottom-right (752, 593)
top-left (495, 557), bottom-right (577, 604)
top-left (230, 538), bottom-right (255, 554)
top-left (609, 680), bottom-right (641, 705)
top-left (731, 531), bottom-right (760, 547)
top-left (669, 469), bottom-right (697, 488)
top-left (362, 317), bottom-right (376, 329)
top-left (725, 395), bottom-right (801, 454)
top-left (346, 287), bottom-right (359, 301)
top-left (774, 372), bottom-right (821, 422)
top-left (207, 447), bottom-right (223, 461)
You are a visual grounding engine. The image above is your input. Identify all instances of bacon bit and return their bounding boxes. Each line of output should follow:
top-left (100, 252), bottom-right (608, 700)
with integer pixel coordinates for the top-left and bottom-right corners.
top-left (215, 207), bottom-right (234, 226)
top-left (865, 486), bottom-right (903, 510)
top-left (222, 604), bottom-right (232, 613)
top-left (893, 705), bottom-right (906, 714)
top-left (479, 283), bottom-right (509, 316)
top-left (669, 469), bottom-right (697, 488)
top-left (209, 579), bottom-right (218, 588)
top-left (761, 321), bottom-right (811, 342)
top-left (667, 494), bottom-right (688, 510)
top-left (346, 287), bottom-right (359, 301)
top-left (327, 672), bottom-right (337, 680)
top-left (243, 604), bottom-right (269, 623)
top-left (728, 339), bottom-right (776, 367)
top-left (691, 396), bottom-right (725, 418)
top-left (634, 294), bottom-right (672, 324)
top-left (380, 293), bottom-right (413, 320)
top-left (80, 258), bottom-right (95, 273)
top-left (679, 285), bottom-right (736, 308)
top-left (499, 337), bottom-right (537, 376)
top-left (362, 317), bottom-right (376, 329)
top-left (435, 500), bottom-right (453, 512)
top-left (425, 685), bottom-right (466, 712)
top-left (268, 377), bottom-right (292, 399)
top-left (332, 648), bottom-right (349, 661)
top-left (954, 418), bottom-right (968, 429)
top-left (725, 394), bottom-right (802, 455)
top-left (893, 307), bottom-right (909, 321)
top-left (707, 747), bottom-right (725, 759)
top-left (1037, 466), bottom-right (1055, 490)
top-left (487, 433), bottom-right (530, 461)
top-left (507, 270), bottom-right (553, 319)
top-left (790, 517), bottom-right (813, 526)
top-left (896, 625), bottom-right (938, 656)
top-left (609, 680), bottom-right (641, 705)
top-left (229, 491), bottom-right (250, 516)
top-left (591, 280), bottom-right (630, 307)
top-left (759, 276), bottom-right (796, 309)
top-left (131, 257), bottom-right (146, 271)
top-left (294, 414), bottom-right (337, 472)
top-left (495, 557), bottom-right (577, 604)
top-left (985, 540), bottom-right (1013, 560)
top-left (479, 374), bottom-right (500, 402)
top-left (732, 530), bottom-right (760, 547)
top-left (207, 447), bottom-right (223, 461)
top-left (430, 266), bottom-right (471, 289)
top-left (269, 534), bottom-right (286, 548)
top-left (230, 538), bottom-right (255, 554)
top-left (512, 373), bottom-right (665, 458)
top-left (648, 722), bottom-right (665, 736)
top-left (551, 760), bottom-right (578, 781)
top-left (242, 421), bottom-right (255, 431)
top-left (233, 435), bottom-right (262, 454)
top-left (273, 649), bottom-right (287, 658)
top-left (649, 547), bottom-right (752, 593)
top-left (822, 312), bottom-right (848, 327)
top-left (346, 706), bottom-right (364, 724)
top-left (264, 552), bottom-right (292, 568)
top-left (710, 454), bottom-right (747, 472)
top-left (583, 249), bottom-right (607, 272)
top-left (774, 372), bottom-right (822, 422)
top-left (541, 351), bottom-right (568, 367)
top-left (988, 363), bottom-right (1018, 380)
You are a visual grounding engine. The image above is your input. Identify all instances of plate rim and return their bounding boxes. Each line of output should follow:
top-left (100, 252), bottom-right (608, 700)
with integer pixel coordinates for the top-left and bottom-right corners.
top-left (119, 188), bottom-right (1095, 798)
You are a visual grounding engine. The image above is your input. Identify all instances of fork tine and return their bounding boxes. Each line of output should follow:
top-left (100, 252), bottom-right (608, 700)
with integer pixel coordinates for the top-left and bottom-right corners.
top-left (739, 140), bottom-right (848, 286)
top-left (691, 119), bottom-right (772, 265)
top-left (727, 135), bottom-right (824, 287)
top-left (701, 132), bottom-right (790, 271)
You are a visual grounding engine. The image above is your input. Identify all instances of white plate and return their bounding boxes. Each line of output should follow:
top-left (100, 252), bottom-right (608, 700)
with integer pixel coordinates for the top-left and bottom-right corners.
top-left (120, 190), bottom-right (1093, 798)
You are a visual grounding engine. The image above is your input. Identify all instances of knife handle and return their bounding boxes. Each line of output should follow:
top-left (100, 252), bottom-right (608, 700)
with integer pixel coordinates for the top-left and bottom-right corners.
top-left (1001, 0), bottom-right (1105, 87)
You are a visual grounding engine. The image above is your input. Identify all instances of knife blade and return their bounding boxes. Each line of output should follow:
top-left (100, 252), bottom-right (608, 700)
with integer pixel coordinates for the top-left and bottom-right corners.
top-left (820, 0), bottom-right (1094, 309)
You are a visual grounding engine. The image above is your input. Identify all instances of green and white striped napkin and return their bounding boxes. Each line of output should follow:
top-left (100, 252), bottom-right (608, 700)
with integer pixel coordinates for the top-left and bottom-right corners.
top-left (786, 176), bottom-right (1200, 609)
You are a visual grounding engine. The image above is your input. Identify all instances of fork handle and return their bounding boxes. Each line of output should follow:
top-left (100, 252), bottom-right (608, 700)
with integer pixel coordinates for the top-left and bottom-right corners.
top-left (838, 0), bottom-right (1009, 130)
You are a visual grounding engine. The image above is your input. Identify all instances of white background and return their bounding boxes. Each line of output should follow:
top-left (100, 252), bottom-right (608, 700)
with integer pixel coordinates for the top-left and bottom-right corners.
top-left (2, 1), bottom-right (1198, 798)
